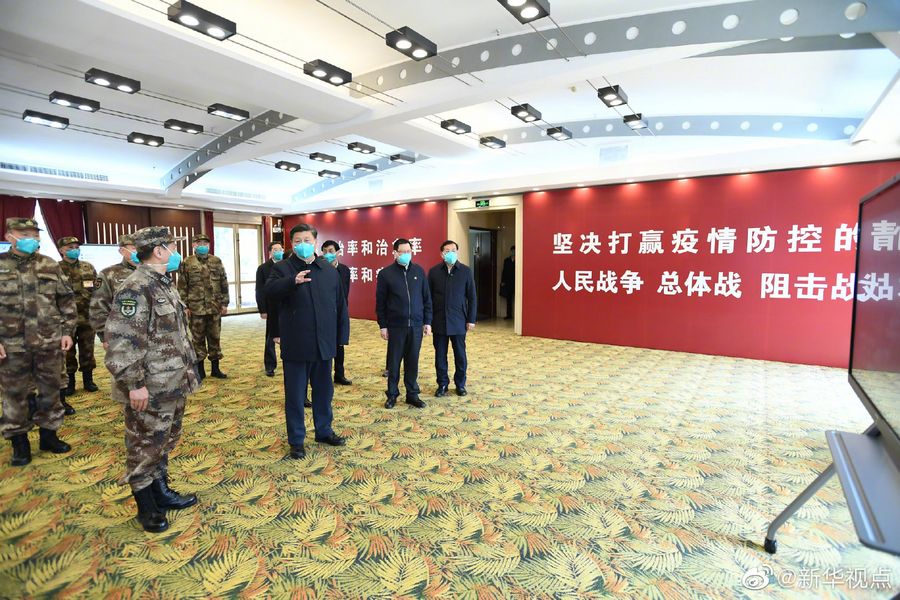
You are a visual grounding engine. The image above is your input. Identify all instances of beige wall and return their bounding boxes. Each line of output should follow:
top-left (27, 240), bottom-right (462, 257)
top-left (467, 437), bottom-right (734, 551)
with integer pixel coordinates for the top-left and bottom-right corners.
top-left (447, 195), bottom-right (523, 333)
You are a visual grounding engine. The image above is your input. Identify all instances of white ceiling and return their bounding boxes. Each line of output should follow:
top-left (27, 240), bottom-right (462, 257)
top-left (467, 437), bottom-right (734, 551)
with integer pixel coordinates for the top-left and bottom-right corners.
top-left (0, 0), bottom-right (897, 214)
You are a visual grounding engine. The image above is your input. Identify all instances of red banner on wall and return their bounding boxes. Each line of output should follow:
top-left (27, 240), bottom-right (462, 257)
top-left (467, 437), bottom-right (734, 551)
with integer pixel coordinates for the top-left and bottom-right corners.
top-left (283, 201), bottom-right (448, 321)
top-left (522, 161), bottom-right (900, 367)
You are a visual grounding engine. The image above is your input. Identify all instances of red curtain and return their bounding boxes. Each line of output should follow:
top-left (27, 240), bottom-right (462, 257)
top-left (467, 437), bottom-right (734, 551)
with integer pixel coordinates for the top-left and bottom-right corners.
top-left (203, 210), bottom-right (215, 254)
top-left (0, 195), bottom-right (37, 237)
top-left (262, 216), bottom-right (272, 247)
top-left (38, 199), bottom-right (86, 245)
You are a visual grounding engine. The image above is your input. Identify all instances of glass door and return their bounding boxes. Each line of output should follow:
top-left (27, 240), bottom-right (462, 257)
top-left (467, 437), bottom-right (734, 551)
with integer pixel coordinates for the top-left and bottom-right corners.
top-left (213, 223), bottom-right (261, 314)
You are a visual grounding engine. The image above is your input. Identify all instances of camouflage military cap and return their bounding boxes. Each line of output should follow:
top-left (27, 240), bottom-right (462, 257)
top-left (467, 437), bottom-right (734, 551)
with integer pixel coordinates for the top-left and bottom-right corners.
top-left (5, 217), bottom-right (41, 232)
top-left (57, 236), bottom-right (81, 248)
top-left (132, 226), bottom-right (176, 251)
top-left (118, 234), bottom-right (135, 247)
top-left (193, 233), bottom-right (210, 244)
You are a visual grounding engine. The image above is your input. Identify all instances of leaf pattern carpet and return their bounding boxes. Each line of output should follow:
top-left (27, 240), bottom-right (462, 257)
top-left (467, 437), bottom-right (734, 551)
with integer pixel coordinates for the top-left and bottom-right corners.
top-left (1, 315), bottom-right (899, 599)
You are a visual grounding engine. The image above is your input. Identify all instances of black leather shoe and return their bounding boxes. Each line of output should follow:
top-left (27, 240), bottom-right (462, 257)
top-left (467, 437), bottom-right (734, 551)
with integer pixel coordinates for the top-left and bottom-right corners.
top-left (150, 478), bottom-right (198, 510)
top-left (10, 434), bottom-right (31, 467)
top-left (38, 428), bottom-right (71, 454)
top-left (406, 396), bottom-right (426, 408)
top-left (334, 375), bottom-right (352, 385)
top-left (82, 370), bottom-right (99, 393)
top-left (65, 373), bottom-right (76, 395)
top-left (289, 445), bottom-right (306, 459)
top-left (384, 397), bottom-right (397, 409)
top-left (435, 386), bottom-right (449, 397)
top-left (265, 370), bottom-right (275, 377)
top-left (304, 400), bottom-right (312, 408)
top-left (456, 388), bottom-right (468, 397)
top-left (315, 434), bottom-right (346, 446)
top-left (132, 486), bottom-right (168, 533)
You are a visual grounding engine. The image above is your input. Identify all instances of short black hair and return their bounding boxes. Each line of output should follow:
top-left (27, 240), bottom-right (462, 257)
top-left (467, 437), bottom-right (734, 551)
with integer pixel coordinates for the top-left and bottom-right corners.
top-left (510, 245), bottom-right (516, 250)
top-left (289, 223), bottom-right (318, 239)
top-left (393, 238), bottom-right (411, 251)
top-left (440, 240), bottom-right (458, 251)
top-left (136, 246), bottom-right (157, 262)
top-left (268, 241), bottom-right (283, 251)
top-left (322, 240), bottom-right (340, 252)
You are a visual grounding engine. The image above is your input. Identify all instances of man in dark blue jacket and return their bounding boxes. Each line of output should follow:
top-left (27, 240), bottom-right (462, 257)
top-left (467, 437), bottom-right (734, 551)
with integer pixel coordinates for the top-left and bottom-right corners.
top-left (265, 223), bottom-right (349, 459)
top-left (427, 240), bottom-right (477, 397)
top-left (321, 240), bottom-right (352, 386)
top-left (255, 241), bottom-right (284, 377)
top-left (375, 238), bottom-right (432, 409)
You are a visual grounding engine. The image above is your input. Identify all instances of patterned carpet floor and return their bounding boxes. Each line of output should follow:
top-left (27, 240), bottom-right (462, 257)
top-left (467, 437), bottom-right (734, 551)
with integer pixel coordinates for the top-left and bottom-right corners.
top-left (1, 314), bottom-right (898, 599)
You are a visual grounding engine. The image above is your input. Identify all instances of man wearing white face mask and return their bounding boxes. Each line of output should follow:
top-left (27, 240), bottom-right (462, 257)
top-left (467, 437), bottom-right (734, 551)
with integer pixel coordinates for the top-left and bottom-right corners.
top-left (375, 238), bottom-right (433, 409)
top-left (427, 240), bottom-right (477, 398)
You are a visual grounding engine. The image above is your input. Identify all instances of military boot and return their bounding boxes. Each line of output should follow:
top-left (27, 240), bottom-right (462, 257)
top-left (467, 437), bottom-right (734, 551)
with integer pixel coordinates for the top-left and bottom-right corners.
top-left (82, 370), bottom-right (99, 393)
top-left (10, 434), bottom-right (31, 467)
top-left (196, 361), bottom-right (206, 382)
top-left (151, 475), bottom-right (198, 510)
top-left (39, 428), bottom-right (71, 454)
top-left (65, 373), bottom-right (76, 395)
top-left (59, 389), bottom-right (76, 416)
top-left (132, 486), bottom-right (169, 533)
top-left (210, 360), bottom-right (227, 379)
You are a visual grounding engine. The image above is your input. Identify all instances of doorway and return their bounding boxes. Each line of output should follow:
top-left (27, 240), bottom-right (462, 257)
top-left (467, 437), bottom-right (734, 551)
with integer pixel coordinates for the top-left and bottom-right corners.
top-left (469, 227), bottom-right (497, 320)
top-left (213, 223), bottom-right (262, 314)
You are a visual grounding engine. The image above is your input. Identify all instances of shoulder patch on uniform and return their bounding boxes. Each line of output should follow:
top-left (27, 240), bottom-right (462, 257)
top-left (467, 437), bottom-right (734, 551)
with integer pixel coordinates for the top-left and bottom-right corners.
top-left (120, 298), bottom-right (138, 317)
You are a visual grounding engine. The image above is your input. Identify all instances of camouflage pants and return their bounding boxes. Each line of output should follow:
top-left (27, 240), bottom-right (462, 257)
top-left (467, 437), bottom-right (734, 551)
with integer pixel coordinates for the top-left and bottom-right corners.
top-left (121, 396), bottom-right (186, 492)
top-left (0, 348), bottom-right (64, 438)
top-left (189, 314), bottom-right (222, 361)
top-left (66, 321), bottom-right (96, 374)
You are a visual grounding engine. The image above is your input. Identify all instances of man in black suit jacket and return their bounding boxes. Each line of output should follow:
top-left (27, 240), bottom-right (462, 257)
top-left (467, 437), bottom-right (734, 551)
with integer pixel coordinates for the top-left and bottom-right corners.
top-left (375, 238), bottom-right (432, 409)
top-left (500, 244), bottom-right (515, 319)
top-left (265, 223), bottom-right (349, 459)
top-left (428, 240), bottom-right (477, 397)
top-left (321, 240), bottom-right (352, 386)
top-left (255, 241), bottom-right (284, 377)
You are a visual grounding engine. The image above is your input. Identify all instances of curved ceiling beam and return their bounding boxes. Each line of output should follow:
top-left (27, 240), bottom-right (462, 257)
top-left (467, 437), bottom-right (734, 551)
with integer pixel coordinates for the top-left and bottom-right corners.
top-left (291, 153), bottom-right (429, 203)
top-left (350, 0), bottom-right (900, 95)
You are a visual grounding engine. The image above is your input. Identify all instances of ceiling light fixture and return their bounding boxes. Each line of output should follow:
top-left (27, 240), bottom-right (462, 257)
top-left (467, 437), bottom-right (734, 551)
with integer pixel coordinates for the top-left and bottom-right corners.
top-left (390, 153), bottom-right (416, 164)
top-left (385, 26), bottom-right (437, 61)
top-left (310, 152), bottom-right (336, 163)
top-left (597, 85), bottom-right (628, 108)
top-left (497, 0), bottom-right (550, 24)
top-left (303, 59), bottom-right (352, 86)
top-left (85, 68), bottom-right (141, 94)
top-left (164, 118), bottom-right (204, 134)
top-left (127, 132), bottom-right (164, 147)
top-left (623, 113), bottom-right (648, 129)
top-left (511, 103), bottom-right (541, 123)
top-left (354, 163), bottom-right (378, 172)
top-left (167, 1), bottom-right (236, 40)
top-left (207, 103), bottom-right (249, 121)
top-left (348, 141), bottom-right (375, 154)
top-left (22, 110), bottom-right (68, 129)
top-left (480, 136), bottom-right (506, 149)
top-left (275, 160), bottom-right (301, 172)
top-left (440, 119), bottom-right (471, 135)
top-left (49, 91), bottom-right (99, 112)
top-left (547, 126), bottom-right (572, 140)
top-left (319, 169), bottom-right (341, 179)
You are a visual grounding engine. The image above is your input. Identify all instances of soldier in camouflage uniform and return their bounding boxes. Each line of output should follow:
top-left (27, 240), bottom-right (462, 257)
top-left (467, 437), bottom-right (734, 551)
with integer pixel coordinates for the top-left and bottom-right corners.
top-left (57, 236), bottom-right (100, 394)
top-left (177, 233), bottom-right (229, 380)
top-left (104, 226), bottom-right (200, 533)
top-left (89, 234), bottom-right (139, 348)
top-left (1, 218), bottom-right (76, 466)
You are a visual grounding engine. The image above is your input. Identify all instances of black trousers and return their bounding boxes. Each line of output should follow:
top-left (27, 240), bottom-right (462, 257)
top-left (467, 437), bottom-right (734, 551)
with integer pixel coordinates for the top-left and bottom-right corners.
top-left (386, 326), bottom-right (423, 399)
top-left (334, 345), bottom-right (346, 379)
top-left (264, 334), bottom-right (277, 373)
top-left (283, 359), bottom-right (333, 447)
top-left (506, 294), bottom-right (514, 318)
top-left (433, 333), bottom-right (467, 389)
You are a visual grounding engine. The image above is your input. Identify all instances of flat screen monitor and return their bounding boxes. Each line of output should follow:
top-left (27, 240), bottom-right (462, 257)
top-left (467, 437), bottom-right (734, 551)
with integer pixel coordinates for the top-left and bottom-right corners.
top-left (849, 173), bottom-right (900, 466)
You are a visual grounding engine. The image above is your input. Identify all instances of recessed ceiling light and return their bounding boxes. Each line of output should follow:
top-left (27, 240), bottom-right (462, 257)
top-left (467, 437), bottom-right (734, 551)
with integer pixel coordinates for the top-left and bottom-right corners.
top-left (178, 14), bottom-right (199, 27)
top-left (207, 26), bottom-right (227, 38)
top-left (94, 78), bottom-right (110, 86)
top-left (395, 39), bottom-right (412, 50)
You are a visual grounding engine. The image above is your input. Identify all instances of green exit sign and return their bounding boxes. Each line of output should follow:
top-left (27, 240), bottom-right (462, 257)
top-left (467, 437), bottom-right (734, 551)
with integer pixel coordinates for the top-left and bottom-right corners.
top-left (475, 199), bottom-right (490, 208)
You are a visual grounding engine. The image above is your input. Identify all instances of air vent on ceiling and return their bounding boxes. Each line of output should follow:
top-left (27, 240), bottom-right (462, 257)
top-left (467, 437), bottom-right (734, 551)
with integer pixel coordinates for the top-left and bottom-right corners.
top-left (0, 161), bottom-right (109, 182)
top-left (204, 187), bottom-right (266, 200)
